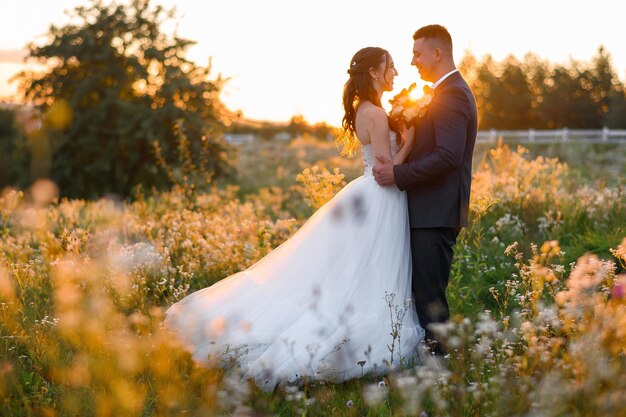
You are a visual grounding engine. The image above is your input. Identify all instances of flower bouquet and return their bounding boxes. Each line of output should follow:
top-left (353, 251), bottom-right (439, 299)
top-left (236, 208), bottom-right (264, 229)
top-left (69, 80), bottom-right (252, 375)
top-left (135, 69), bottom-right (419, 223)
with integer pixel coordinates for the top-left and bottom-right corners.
top-left (389, 83), bottom-right (433, 125)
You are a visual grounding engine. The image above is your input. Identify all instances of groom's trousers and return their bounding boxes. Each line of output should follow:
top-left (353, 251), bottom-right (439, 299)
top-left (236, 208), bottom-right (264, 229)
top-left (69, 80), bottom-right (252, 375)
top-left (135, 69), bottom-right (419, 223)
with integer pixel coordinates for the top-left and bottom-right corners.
top-left (409, 227), bottom-right (459, 355)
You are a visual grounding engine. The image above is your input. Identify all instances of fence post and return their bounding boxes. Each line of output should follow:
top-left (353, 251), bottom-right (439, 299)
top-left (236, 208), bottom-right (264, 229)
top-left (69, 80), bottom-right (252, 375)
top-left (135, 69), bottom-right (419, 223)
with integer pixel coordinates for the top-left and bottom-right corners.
top-left (489, 128), bottom-right (497, 143)
top-left (562, 127), bottom-right (569, 142)
top-left (529, 128), bottom-right (535, 142)
top-left (602, 126), bottom-right (609, 141)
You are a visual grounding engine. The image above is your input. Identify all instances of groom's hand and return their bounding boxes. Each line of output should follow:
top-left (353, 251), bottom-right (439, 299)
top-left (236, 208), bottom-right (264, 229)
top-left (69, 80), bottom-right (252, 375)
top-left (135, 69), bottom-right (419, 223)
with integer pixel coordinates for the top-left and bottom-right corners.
top-left (373, 156), bottom-right (395, 186)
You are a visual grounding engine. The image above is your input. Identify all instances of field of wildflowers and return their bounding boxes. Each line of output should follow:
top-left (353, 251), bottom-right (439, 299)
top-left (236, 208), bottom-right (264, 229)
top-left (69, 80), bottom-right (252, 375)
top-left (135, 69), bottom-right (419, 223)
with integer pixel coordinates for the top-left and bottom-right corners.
top-left (1, 140), bottom-right (625, 416)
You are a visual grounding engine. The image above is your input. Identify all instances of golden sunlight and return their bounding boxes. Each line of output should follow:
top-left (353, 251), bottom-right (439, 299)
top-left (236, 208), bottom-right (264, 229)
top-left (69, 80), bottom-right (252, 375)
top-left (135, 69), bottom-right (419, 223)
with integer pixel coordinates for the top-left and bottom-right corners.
top-left (2, 0), bottom-right (625, 124)
top-left (408, 86), bottom-right (422, 101)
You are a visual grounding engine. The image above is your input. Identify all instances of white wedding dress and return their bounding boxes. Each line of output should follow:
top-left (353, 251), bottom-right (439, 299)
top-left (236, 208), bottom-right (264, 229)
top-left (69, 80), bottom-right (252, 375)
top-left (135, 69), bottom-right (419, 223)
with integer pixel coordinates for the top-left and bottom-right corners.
top-left (164, 133), bottom-right (425, 391)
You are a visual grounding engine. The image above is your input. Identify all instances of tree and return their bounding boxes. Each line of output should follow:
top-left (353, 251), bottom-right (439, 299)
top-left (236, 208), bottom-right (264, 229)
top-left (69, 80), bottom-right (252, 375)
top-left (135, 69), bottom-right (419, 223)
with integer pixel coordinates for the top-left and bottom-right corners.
top-left (490, 55), bottom-right (533, 129)
top-left (17, 0), bottom-right (234, 198)
top-left (606, 84), bottom-right (626, 128)
top-left (587, 46), bottom-right (626, 128)
top-left (287, 114), bottom-right (308, 138)
top-left (590, 46), bottom-right (615, 125)
top-left (469, 54), bottom-right (500, 129)
top-left (0, 108), bottom-right (27, 189)
top-left (521, 53), bottom-right (550, 128)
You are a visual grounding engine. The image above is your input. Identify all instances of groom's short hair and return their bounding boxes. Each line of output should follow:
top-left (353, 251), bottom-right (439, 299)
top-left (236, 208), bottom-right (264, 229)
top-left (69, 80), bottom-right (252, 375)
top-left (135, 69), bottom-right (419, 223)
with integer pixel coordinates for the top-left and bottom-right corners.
top-left (413, 25), bottom-right (453, 50)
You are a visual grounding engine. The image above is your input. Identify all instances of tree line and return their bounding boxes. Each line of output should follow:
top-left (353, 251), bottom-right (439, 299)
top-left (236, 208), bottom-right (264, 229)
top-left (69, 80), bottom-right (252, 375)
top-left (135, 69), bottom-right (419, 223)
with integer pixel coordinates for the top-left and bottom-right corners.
top-left (227, 115), bottom-right (335, 141)
top-left (459, 48), bottom-right (626, 129)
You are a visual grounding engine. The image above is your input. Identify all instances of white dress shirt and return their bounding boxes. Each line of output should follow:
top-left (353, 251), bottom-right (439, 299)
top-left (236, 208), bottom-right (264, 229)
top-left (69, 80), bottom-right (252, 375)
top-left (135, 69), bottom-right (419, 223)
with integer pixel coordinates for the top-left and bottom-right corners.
top-left (432, 69), bottom-right (459, 90)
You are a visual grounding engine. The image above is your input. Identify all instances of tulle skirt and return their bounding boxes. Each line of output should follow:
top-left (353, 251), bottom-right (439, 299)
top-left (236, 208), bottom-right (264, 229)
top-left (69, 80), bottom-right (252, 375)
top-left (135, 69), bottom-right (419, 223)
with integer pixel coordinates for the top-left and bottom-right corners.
top-left (164, 174), bottom-right (425, 391)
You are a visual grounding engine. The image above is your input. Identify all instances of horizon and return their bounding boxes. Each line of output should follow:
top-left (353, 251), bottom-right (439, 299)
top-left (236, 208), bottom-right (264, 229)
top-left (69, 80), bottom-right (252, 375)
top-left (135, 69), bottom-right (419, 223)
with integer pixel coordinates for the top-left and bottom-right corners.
top-left (2, 0), bottom-right (626, 125)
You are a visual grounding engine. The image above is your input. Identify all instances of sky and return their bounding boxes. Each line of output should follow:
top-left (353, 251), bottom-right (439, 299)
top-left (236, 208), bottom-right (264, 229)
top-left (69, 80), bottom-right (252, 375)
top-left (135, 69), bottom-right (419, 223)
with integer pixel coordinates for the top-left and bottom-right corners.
top-left (2, 0), bottom-right (626, 126)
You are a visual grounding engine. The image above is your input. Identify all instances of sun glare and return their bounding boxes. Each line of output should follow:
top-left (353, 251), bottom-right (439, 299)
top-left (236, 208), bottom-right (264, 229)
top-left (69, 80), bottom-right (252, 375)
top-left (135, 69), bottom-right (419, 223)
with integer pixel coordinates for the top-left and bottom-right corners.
top-left (408, 86), bottom-right (422, 101)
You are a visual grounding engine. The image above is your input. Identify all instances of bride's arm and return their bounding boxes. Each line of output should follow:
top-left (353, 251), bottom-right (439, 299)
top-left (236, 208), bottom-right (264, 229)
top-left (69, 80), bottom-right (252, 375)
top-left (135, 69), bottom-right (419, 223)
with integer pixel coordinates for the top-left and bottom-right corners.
top-left (392, 125), bottom-right (415, 165)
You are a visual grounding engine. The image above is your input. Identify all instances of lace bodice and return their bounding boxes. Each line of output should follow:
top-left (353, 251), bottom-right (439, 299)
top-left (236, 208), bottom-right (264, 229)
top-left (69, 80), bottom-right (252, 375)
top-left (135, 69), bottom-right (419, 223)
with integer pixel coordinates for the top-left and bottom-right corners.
top-left (361, 131), bottom-right (399, 176)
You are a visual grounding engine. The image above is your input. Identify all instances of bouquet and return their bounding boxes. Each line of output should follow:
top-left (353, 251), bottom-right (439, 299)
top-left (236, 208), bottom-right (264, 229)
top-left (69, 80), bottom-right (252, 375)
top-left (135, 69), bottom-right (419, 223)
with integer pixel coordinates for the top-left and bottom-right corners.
top-left (389, 83), bottom-right (434, 124)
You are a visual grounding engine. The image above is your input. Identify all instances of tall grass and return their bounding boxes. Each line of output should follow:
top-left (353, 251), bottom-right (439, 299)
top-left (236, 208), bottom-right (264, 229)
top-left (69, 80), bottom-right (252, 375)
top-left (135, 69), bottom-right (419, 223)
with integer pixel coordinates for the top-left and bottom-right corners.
top-left (0, 142), bottom-right (624, 416)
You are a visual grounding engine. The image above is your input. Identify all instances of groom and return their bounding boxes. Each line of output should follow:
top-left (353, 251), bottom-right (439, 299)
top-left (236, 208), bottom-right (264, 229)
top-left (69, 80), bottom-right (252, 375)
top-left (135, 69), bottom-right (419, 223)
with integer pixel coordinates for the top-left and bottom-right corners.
top-left (373, 25), bottom-right (477, 355)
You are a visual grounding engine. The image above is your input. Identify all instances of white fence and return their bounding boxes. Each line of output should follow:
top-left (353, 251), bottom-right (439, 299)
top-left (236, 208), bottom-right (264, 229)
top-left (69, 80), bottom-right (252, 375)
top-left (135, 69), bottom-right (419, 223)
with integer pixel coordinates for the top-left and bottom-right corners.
top-left (224, 133), bottom-right (256, 145)
top-left (476, 128), bottom-right (626, 144)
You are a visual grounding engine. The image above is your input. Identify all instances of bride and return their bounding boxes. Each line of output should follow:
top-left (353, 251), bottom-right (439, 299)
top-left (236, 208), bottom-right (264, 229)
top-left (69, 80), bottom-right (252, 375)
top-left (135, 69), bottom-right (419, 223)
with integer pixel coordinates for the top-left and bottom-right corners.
top-left (164, 46), bottom-right (425, 391)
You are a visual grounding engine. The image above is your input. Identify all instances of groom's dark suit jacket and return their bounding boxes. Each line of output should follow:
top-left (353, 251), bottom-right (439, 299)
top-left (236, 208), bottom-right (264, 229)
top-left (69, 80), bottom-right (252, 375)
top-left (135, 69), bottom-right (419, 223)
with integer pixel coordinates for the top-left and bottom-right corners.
top-left (394, 71), bottom-right (478, 228)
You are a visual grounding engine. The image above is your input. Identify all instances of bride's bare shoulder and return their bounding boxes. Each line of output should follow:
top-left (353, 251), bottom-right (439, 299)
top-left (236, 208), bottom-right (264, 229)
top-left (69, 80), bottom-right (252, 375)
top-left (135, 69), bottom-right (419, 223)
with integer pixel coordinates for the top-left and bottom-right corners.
top-left (356, 102), bottom-right (388, 125)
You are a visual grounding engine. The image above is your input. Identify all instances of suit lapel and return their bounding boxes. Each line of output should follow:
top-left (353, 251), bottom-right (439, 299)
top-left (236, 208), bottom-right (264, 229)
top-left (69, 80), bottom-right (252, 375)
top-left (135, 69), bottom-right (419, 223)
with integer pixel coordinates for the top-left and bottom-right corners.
top-left (409, 72), bottom-right (463, 161)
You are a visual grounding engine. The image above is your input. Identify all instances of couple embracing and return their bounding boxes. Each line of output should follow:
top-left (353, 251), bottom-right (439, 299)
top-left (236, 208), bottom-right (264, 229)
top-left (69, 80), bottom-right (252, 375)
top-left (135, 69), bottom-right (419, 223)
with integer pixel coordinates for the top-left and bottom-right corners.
top-left (164, 24), bottom-right (478, 391)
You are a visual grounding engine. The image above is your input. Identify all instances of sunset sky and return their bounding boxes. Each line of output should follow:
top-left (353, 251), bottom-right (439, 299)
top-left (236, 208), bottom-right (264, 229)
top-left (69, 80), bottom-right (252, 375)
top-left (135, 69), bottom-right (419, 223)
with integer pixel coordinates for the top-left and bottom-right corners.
top-left (2, 0), bottom-right (625, 126)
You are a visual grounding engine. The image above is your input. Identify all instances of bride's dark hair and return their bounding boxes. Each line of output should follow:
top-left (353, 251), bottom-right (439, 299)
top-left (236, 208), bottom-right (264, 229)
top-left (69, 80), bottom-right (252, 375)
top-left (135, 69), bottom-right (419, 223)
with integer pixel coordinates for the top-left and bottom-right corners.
top-left (339, 47), bottom-right (399, 157)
